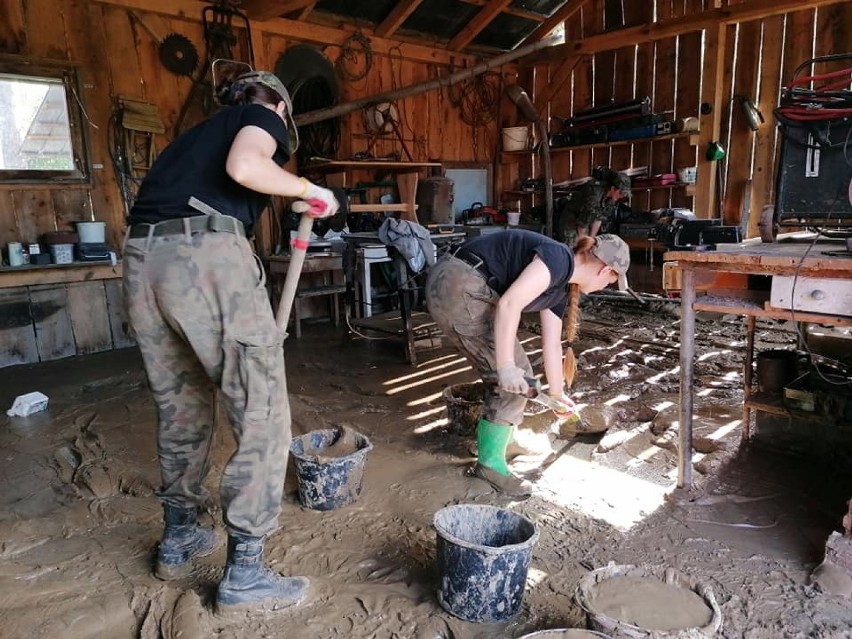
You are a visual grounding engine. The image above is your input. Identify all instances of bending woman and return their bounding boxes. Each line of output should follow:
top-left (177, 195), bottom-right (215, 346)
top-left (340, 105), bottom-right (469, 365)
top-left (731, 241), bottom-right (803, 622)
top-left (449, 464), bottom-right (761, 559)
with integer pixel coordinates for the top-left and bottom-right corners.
top-left (426, 230), bottom-right (631, 498)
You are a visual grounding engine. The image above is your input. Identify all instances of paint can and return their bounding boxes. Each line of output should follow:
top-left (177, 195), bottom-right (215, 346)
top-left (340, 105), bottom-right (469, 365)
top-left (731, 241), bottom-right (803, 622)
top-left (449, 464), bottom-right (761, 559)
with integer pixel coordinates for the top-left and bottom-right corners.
top-left (7, 242), bottom-right (25, 267)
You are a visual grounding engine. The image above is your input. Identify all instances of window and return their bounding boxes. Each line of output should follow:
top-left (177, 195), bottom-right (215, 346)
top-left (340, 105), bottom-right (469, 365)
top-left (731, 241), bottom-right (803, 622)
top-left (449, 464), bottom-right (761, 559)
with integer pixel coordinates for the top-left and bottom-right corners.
top-left (0, 58), bottom-right (90, 183)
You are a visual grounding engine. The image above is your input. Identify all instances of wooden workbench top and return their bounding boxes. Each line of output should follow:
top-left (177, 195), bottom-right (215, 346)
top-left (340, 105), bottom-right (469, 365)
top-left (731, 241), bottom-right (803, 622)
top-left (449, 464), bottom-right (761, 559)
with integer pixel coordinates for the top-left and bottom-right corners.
top-left (303, 158), bottom-right (442, 173)
top-left (665, 240), bottom-right (852, 277)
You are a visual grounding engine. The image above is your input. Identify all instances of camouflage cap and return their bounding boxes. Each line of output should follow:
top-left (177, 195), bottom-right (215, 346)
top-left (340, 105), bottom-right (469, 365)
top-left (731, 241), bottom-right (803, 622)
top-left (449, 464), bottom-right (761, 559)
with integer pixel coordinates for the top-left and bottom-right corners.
top-left (237, 71), bottom-right (293, 113)
top-left (590, 233), bottom-right (631, 291)
top-left (610, 171), bottom-right (632, 198)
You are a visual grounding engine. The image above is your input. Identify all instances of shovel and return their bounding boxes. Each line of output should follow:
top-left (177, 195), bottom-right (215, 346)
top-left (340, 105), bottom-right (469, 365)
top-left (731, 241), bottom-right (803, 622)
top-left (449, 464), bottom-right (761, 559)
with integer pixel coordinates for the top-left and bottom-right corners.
top-left (275, 200), bottom-right (319, 332)
top-left (521, 376), bottom-right (583, 428)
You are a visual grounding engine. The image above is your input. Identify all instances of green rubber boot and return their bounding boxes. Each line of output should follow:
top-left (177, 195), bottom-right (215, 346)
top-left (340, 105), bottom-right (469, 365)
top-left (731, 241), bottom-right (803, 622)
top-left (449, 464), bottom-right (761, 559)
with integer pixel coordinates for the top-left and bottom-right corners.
top-left (473, 419), bottom-right (532, 499)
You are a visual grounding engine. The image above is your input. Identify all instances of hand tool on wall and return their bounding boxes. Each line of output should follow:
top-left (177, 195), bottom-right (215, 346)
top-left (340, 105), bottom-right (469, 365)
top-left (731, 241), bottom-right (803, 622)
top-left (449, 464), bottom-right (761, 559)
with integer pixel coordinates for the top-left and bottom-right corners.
top-left (127, 10), bottom-right (199, 77)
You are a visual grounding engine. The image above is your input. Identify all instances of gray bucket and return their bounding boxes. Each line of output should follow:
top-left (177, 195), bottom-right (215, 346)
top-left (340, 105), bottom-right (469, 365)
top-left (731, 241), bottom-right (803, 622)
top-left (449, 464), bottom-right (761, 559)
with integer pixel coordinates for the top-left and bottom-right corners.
top-left (756, 349), bottom-right (799, 394)
top-left (434, 504), bottom-right (539, 623)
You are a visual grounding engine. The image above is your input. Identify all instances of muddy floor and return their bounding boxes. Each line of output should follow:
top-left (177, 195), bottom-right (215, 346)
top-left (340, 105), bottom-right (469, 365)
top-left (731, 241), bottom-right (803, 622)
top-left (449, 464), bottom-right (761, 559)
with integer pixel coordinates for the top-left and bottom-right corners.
top-left (1, 296), bottom-right (851, 638)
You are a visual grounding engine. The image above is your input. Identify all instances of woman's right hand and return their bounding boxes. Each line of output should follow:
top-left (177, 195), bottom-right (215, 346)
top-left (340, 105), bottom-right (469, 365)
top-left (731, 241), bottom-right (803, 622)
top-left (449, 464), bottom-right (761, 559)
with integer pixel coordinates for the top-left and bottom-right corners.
top-left (299, 179), bottom-right (339, 218)
top-left (496, 364), bottom-right (529, 395)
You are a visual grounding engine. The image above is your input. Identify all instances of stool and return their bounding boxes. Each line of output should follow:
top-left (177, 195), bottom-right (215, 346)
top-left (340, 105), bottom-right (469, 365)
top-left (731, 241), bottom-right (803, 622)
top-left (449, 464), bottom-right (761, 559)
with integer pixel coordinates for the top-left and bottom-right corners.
top-left (293, 284), bottom-right (347, 338)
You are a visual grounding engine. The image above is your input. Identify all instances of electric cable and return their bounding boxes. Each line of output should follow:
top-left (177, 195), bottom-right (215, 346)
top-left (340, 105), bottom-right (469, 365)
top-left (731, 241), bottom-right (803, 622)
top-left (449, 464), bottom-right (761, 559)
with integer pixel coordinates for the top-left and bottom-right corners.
top-left (336, 30), bottom-right (373, 82)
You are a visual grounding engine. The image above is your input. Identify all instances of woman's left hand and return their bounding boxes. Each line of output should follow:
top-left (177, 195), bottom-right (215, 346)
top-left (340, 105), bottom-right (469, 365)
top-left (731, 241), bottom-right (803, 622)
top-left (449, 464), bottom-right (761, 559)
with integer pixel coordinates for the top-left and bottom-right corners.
top-left (548, 391), bottom-right (577, 418)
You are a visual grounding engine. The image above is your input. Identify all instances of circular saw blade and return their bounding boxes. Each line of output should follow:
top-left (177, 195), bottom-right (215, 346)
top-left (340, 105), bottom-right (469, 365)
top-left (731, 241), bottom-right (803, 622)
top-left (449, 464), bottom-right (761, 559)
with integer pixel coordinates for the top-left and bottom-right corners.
top-left (159, 33), bottom-right (199, 77)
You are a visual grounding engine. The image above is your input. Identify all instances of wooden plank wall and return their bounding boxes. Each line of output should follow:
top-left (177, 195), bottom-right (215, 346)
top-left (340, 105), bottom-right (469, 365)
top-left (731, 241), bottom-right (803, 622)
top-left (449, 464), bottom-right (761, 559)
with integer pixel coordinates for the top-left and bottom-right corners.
top-left (515, 0), bottom-right (852, 236)
top-left (0, 0), bottom-right (491, 256)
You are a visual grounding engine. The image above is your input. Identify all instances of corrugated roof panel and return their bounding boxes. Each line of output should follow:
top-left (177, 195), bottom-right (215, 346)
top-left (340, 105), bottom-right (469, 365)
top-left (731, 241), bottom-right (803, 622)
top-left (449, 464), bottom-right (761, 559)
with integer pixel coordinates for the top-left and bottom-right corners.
top-left (510, 0), bottom-right (566, 17)
top-left (403, 0), bottom-right (480, 41)
top-left (314, 0), bottom-right (398, 24)
top-left (473, 12), bottom-right (539, 50)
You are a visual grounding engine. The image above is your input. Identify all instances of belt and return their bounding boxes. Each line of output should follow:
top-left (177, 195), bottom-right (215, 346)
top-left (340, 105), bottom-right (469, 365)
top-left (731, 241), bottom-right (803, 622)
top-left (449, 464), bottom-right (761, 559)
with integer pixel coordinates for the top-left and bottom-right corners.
top-left (128, 215), bottom-right (245, 239)
top-left (453, 251), bottom-right (490, 278)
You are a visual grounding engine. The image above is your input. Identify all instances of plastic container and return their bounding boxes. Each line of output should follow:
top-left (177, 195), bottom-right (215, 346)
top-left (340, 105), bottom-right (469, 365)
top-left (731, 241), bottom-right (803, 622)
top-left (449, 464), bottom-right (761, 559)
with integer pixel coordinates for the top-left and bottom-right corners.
top-left (434, 504), bottom-right (539, 623)
top-left (503, 126), bottom-right (530, 152)
top-left (676, 167), bottom-right (697, 184)
top-left (76, 221), bottom-right (106, 244)
top-left (290, 428), bottom-right (373, 511)
top-left (50, 243), bottom-right (74, 264)
top-left (575, 564), bottom-right (722, 638)
top-left (507, 211), bottom-right (521, 226)
top-left (442, 382), bottom-right (484, 436)
top-left (7, 391), bottom-right (49, 417)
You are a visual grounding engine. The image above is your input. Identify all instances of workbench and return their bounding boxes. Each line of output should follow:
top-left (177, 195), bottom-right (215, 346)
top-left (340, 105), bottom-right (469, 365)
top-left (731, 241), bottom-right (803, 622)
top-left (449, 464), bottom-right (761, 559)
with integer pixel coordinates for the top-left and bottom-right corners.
top-left (665, 240), bottom-right (852, 489)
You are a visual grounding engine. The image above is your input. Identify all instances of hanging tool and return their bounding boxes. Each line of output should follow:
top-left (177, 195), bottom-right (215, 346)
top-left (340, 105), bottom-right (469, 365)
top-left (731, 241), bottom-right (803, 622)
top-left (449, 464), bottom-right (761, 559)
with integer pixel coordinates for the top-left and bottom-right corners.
top-left (127, 10), bottom-right (199, 77)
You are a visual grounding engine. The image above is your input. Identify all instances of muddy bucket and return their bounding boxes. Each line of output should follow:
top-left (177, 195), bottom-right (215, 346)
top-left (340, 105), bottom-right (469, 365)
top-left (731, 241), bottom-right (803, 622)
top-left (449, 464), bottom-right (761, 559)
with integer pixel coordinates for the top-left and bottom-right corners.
top-left (519, 631), bottom-right (613, 638)
top-left (442, 382), bottom-right (485, 436)
top-left (290, 427), bottom-right (373, 511)
top-left (433, 504), bottom-right (539, 623)
top-left (756, 349), bottom-right (799, 394)
top-left (575, 564), bottom-right (722, 638)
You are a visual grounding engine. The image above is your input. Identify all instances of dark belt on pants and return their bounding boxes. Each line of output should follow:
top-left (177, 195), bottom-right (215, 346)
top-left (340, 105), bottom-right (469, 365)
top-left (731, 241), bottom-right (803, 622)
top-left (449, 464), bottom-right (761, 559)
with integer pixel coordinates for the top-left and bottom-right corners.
top-left (128, 215), bottom-right (245, 239)
top-left (453, 251), bottom-right (490, 279)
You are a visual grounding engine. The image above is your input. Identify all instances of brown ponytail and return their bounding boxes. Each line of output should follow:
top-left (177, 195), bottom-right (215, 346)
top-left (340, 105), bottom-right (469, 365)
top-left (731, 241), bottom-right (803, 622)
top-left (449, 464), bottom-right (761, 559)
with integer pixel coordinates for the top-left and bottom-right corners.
top-left (215, 63), bottom-right (283, 107)
top-left (562, 236), bottom-right (596, 387)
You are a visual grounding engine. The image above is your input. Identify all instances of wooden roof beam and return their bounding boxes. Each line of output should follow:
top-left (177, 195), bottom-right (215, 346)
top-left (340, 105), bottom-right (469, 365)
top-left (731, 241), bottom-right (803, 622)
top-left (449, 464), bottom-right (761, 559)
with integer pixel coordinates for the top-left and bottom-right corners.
top-left (242, 0), bottom-right (316, 21)
top-left (527, 0), bottom-right (588, 43)
top-left (448, 0), bottom-right (513, 51)
top-left (460, 0), bottom-right (545, 22)
top-left (529, 0), bottom-right (848, 64)
top-left (94, 0), bottom-right (482, 66)
top-left (376, 0), bottom-right (425, 38)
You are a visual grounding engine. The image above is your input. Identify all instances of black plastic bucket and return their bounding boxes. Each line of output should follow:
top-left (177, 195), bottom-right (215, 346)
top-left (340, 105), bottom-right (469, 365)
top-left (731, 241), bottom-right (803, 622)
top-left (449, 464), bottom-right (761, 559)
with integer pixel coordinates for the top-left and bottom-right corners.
top-left (433, 504), bottom-right (539, 623)
top-left (442, 382), bottom-right (485, 436)
top-left (290, 428), bottom-right (373, 511)
top-left (756, 349), bottom-right (799, 394)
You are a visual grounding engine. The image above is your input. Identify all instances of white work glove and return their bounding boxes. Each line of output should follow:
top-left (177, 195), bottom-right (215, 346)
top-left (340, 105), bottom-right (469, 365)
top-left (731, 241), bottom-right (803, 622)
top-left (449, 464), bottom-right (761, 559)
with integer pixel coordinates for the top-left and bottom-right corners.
top-left (298, 178), bottom-right (339, 219)
top-left (496, 363), bottom-right (529, 395)
top-left (547, 390), bottom-right (577, 419)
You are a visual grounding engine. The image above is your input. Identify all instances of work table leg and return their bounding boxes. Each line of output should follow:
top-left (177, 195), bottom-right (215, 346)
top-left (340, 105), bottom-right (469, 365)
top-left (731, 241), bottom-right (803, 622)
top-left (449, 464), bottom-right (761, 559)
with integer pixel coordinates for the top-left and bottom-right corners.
top-left (678, 268), bottom-right (696, 489)
top-left (743, 315), bottom-right (756, 441)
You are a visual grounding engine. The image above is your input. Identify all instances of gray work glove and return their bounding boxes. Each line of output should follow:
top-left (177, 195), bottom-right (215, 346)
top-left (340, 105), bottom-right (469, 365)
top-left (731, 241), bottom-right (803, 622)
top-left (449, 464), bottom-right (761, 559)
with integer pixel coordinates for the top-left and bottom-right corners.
top-left (299, 178), bottom-right (339, 218)
top-left (496, 363), bottom-right (529, 395)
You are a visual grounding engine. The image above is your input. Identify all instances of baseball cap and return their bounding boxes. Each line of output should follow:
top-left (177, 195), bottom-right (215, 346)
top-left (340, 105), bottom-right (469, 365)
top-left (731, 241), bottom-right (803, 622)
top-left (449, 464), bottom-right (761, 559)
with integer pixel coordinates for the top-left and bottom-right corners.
top-left (236, 70), bottom-right (299, 153)
top-left (590, 233), bottom-right (631, 291)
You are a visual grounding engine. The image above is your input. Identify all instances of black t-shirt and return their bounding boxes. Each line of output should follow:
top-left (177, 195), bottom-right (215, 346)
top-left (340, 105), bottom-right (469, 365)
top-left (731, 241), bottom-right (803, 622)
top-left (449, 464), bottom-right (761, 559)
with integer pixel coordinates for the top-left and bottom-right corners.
top-left (128, 103), bottom-right (291, 235)
top-left (457, 229), bottom-right (574, 318)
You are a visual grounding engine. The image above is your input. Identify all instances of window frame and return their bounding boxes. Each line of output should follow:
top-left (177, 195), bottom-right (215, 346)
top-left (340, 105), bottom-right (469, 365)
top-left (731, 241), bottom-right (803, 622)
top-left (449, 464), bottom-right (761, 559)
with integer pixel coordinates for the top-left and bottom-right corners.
top-left (0, 56), bottom-right (92, 185)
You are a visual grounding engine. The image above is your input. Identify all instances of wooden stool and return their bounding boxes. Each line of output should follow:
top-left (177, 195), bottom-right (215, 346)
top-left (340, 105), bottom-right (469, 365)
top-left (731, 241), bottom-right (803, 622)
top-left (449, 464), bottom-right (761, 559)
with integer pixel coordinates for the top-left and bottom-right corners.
top-left (293, 284), bottom-right (347, 338)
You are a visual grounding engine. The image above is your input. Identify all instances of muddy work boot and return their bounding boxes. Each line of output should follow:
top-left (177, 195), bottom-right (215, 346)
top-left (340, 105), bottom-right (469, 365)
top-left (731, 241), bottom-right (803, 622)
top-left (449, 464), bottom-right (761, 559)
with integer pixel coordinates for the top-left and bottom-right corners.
top-left (155, 504), bottom-right (219, 580)
top-left (472, 463), bottom-right (533, 499)
top-left (216, 534), bottom-right (311, 616)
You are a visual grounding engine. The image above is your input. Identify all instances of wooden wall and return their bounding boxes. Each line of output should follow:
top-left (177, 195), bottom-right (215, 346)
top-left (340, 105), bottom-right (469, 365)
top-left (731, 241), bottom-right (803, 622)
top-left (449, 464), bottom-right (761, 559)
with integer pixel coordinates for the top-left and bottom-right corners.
top-left (509, 0), bottom-right (852, 237)
top-left (0, 0), bottom-right (494, 255)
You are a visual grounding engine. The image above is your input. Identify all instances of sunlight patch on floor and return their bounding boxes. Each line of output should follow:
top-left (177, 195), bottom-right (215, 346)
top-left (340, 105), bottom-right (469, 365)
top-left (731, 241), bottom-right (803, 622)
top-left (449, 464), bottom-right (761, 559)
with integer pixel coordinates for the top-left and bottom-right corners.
top-left (414, 417), bottom-right (448, 434)
top-left (382, 357), bottom-right (468, 386)
top-left (537, 455), bottom-right (670, 530)
top-left (384, 366), bottom-right (472, 395)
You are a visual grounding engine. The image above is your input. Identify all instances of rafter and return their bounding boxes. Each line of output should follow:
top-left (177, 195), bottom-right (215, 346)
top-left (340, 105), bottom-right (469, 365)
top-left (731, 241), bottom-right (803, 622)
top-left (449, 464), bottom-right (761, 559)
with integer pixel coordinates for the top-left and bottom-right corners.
top-left (242, 0), bottom-right (316, 21)
top-left (529, 0), bottom-right (847, 64)
top-left (448, 0), bottom-right (513, 51)
top-left (460, 0), bottom-right (545, 22)
top-left (376, 0), bottom-right (424, 38)
top-left (527, 0), bottom-right (588, 43)
top-left (298, 2), bottom-right (316, 20)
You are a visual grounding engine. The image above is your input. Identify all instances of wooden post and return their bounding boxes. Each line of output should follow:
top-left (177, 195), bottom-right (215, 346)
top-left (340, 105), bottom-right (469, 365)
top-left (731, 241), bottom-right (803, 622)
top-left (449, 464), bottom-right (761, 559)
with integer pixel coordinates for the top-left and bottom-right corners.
top-left (678, 267), bottom-right (696, 489)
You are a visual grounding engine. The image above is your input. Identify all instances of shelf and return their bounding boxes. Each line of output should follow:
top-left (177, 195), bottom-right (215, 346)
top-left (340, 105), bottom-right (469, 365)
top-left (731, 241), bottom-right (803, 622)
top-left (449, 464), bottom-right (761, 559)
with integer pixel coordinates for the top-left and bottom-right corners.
top-left (745, 392), bottom-right (826, 422)
top-left (303, 158), bottom-right (442, 174)
top-left (502, 182), bottom-right (695, 198)
top-left (693, 296), bottom-right (852, 327)
top-left (501, 131), bottom-right (698, 159)
top-left (0, 261), bottom-right (121, 289)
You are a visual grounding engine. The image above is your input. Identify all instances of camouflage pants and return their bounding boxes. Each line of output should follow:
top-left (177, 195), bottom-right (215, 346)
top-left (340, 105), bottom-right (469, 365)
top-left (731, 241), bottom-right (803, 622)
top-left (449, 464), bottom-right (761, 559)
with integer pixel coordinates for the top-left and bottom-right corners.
top-left (123, 224), bottom-right (289, 538)
top-left (425, 255), bottom-right (532, 427)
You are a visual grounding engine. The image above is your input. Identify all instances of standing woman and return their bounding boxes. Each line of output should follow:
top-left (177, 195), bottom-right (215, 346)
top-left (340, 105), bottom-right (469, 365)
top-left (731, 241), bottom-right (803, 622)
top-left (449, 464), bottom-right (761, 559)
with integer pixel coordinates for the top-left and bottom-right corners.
top-left (123, 66), bottom-right (337, 614)
top-left (426, 230), bottom-right (631, 498)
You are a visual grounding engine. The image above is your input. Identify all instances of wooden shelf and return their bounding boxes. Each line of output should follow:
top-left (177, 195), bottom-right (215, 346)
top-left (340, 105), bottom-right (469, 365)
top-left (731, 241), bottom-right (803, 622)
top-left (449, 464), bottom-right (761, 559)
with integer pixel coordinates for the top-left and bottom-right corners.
top-left (502, 182), bottom-right (695, 198)
top-left (0, 261), bottom-right (121, 289)
top-left (693, 296), bottom-right (852, 327)
top-left (501, 131), bottom-right (697, 160)
top-left (745, 392), bottom-right (825, 422)
top-left (303, 158), bottom-right (442, 174)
